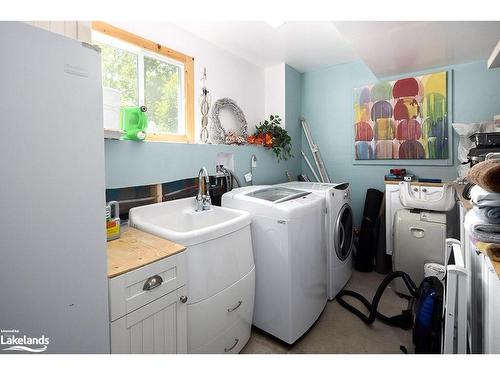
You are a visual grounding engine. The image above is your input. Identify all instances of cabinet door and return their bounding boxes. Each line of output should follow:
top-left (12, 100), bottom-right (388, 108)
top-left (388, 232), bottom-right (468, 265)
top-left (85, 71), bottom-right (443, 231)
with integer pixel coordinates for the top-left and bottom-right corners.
top-left (385, 184), bottom-right (404, 255)
top-left (484, 259), bottom-right (500, 354)
top-left (469, 249), bottom-right (485, 353)
top-left (110, 286), bottom-right (187, 354)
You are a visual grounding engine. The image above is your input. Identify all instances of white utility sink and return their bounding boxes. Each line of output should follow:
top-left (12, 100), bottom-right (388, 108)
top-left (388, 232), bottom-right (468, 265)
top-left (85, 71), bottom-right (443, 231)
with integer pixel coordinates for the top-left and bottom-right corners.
top-left (129, 196), bottom-right (255, 354)
top-left (399, 181), bottom-right (455, 211)
top-left (129, 197), bottom-right (251, 246)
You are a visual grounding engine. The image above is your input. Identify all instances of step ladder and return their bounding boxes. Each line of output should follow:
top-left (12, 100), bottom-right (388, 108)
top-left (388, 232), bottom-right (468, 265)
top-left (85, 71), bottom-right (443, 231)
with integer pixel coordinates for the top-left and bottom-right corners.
top-left (300, 118), bottom-right (330, 183)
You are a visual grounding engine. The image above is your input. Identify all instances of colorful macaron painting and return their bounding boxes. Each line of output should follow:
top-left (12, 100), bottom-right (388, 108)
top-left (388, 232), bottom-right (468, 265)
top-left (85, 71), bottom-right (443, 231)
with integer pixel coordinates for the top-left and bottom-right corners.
top-left (353, 71), bottom-right (448, 160)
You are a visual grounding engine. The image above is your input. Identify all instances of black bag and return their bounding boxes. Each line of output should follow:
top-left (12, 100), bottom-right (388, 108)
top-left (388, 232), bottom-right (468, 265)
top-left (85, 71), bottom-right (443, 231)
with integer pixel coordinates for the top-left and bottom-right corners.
top-left (354, 189), bottom-right (384, 272)
top-left (337, 273), bottom-right (444, 353)
top-left (413, 276), bottom-right (444, 354)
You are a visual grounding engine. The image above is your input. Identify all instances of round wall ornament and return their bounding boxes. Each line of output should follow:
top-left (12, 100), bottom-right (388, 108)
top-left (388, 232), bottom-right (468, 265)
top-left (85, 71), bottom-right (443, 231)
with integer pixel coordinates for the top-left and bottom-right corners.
top-left (210, 98), bottom-right (248, 145)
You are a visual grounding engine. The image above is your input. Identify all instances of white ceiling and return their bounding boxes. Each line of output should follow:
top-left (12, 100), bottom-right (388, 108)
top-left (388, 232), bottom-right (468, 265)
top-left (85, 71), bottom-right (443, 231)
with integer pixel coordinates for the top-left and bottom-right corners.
top-left (173, 21), bottom-right (358, 72)
top-left (173, 21), bottom-right (500, 76)
top-left (334, 21), bottom-right (500, 77)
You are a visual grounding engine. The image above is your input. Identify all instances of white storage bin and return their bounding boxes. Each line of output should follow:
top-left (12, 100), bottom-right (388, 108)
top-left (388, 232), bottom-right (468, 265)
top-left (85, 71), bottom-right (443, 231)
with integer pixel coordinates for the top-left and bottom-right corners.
top-left (103, 87), bottom-right (121, 132)
top-left (393, 209), bottom-right (447, 295)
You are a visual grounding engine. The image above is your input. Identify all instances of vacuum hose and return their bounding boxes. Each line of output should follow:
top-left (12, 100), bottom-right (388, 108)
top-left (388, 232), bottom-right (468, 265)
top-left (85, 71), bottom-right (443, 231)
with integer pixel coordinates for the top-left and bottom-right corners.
top-left (336, 271), bottom-right (419, 330)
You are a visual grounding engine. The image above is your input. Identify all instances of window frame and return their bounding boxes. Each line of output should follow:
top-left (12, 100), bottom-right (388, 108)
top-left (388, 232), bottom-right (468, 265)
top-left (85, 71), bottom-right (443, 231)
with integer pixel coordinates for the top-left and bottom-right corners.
top-left (92, 21), bottom-right (195, 143)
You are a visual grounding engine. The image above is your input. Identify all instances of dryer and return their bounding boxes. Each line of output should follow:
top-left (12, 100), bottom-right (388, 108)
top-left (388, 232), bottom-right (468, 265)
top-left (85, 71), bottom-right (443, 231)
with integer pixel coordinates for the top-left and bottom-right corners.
top-left (279, 182), bottom-right (354, 299)
top-left (222, 185), bottom-right (327, 344)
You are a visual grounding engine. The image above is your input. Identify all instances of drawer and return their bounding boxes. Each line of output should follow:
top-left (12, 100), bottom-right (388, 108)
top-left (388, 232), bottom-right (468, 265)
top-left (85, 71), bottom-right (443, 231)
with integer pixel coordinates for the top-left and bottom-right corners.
top-left (191, 316), bottom-right (251, 354)
top-left (188, 267), bottom-right (254, 352)
top-left (109, 252), bottom-right (186, 322)
top-left (186, 225), bottom-right (254, 303)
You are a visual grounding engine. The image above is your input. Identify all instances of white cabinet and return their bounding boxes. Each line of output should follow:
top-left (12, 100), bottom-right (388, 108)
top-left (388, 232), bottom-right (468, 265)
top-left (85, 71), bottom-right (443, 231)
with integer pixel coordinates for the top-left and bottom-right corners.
top-left (184, 225), bottom-right (255, 353)
top-left (110, 286), bottom-right (187, 354)
top-left (467, 247), bottom-right (500, 354)
top-left (24, 21), bottom-right (91, 43)
top-left (463, 209), bottom-right (500, 354)
top-left (188, 267), bottom-right (255, 353)
top-left (483, 258), bottom-right (500, 354)
top-left (109, 252), bottom-right (188, 354)
top-left (385, 183), bottom-right (445, 255)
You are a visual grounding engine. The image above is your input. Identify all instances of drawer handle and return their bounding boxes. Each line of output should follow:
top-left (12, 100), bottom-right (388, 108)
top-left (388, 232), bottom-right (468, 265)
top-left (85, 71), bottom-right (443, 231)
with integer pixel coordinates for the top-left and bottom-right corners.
top-left (143, 275), bottom-right (163, 291)
top-left (227, 300), bottom-right (242, 312)
top-left (224, 338), bottom-right (239, 352)
top-left (180, 295), bottom-right (188, 303)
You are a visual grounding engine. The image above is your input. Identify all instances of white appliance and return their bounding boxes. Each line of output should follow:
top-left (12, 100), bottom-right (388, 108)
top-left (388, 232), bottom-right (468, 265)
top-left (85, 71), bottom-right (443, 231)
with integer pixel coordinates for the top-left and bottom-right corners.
top-left (442, 239), bottom-right (468, 354)
top-left (0, 22), bottom-right (110, 353)
top-left (279, 182), bottom-right (354, 299)
top-left (222, 186), bottom-right (327, 344)
top-left (393, 209), bottom-right (447, 295)
top-left (464, 209), bottom-right (500, 354)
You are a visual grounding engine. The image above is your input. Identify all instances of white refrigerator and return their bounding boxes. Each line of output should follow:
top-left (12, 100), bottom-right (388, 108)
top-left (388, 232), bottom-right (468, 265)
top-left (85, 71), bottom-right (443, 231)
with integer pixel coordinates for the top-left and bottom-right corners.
top-left (0, 22), bottom-right (110, 353)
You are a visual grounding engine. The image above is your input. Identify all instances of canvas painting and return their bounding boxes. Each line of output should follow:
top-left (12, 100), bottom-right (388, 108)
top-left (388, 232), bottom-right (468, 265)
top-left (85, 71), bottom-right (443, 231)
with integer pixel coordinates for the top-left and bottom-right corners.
top-left (354, 71), bottom-right (448, 160)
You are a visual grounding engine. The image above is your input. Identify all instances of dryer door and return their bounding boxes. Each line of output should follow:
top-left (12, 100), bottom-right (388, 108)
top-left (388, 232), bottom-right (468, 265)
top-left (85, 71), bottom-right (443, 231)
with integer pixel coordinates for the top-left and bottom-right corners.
top-left (334, 204), bottom-right (353, 261)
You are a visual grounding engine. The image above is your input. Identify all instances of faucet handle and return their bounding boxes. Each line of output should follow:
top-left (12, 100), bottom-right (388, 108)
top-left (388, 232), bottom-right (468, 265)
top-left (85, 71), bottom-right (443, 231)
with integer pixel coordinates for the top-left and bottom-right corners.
top-left (202, 194), bottom-right (211, 209)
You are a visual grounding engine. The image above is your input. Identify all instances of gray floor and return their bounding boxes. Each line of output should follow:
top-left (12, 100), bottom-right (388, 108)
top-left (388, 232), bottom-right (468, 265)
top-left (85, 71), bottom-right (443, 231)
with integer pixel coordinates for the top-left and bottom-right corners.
top-left (241, 271), bottom-right (413, 354)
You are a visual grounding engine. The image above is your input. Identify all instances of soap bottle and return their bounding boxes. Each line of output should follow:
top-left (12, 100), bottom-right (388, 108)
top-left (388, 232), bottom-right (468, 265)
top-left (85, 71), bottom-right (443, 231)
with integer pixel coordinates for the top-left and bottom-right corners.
top-left (106, 201), bottom-right (121, 241)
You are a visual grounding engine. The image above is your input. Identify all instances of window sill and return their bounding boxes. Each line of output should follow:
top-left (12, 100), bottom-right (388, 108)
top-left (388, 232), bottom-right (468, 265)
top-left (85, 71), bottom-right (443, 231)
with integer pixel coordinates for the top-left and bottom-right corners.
top-left (146, 133), bottom-right (192, 143)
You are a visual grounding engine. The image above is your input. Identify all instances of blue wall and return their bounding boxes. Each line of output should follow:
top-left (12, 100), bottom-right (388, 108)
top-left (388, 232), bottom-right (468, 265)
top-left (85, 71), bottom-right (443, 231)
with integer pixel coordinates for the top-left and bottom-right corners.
top-left (105, 65), bottom-right (303, 189)
top-left (301, 60), bottom-right (500, 225)
top-left (284, 64), bottom-right (303, 180)
top-left (104, 57), bottom-right (500, 226)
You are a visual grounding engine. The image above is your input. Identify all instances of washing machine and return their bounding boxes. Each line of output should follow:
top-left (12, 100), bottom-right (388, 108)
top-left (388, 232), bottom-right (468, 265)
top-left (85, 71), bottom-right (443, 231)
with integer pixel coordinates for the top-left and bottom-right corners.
top-left (279, 182), bottom-right (354, 299)
top-left (222, 185), bottom-right (327, 344)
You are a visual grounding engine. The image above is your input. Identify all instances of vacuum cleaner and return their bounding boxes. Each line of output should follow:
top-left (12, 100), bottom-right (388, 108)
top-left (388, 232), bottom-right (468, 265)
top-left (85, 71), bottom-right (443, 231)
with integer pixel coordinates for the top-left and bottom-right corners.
top-left (336, 272), bottom-right (444, 354)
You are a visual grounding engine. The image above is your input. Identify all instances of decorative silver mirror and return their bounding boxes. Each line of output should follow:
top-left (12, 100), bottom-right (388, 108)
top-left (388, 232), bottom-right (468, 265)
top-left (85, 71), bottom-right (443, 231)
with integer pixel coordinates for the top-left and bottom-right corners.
top-left (210, 98), bottom-right (248, 145)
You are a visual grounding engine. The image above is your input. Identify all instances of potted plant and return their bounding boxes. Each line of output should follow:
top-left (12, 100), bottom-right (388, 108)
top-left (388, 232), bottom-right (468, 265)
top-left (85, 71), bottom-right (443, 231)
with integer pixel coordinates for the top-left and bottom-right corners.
top-left (247, 115), bottom-right (293, 161)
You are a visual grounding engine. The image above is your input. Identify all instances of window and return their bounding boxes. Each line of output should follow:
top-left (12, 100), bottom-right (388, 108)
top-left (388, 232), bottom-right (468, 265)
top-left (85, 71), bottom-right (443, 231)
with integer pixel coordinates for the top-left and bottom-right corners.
top-left (92, 22), bottom-right (194, 143)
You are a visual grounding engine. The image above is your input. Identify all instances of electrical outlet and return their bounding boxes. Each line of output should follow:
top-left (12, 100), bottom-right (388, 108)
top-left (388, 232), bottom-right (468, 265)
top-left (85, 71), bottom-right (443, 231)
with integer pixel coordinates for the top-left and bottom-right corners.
top-left (252, 158), bottom-right (257, 168)
top-left (244, 172), bottom-right (252, 182)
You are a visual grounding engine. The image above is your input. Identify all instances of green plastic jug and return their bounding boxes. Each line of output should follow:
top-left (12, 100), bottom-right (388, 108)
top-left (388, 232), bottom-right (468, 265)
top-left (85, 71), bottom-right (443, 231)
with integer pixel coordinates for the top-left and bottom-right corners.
top-left (121, 106), bottom-right (148, 141)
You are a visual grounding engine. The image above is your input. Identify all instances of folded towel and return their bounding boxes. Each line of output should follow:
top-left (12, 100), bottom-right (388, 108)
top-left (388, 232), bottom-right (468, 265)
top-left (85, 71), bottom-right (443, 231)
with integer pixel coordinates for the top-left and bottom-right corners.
top-left (469, 185), bottom-right (500, 223)
top-left (467, 159), bottom-right (500, 193)
top-left (469, 221), bottom-right (500, 243)
top-left (475, 242), bottom-right (500, 262)
top-left (470, 185), bottom-right (500, 204)
top-left (474, 205), bottom-right (500, 224)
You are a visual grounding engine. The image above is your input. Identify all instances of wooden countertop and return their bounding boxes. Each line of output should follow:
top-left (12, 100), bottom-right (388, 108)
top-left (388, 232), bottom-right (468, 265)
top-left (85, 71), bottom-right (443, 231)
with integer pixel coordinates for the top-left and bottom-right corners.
top-left (488, 257), bottom-right (500, 278)
top-left (107, 227), bottom-right (185, 278)
top-left (384, 180), bottom-right (447, 187)
top-left (476, 246), bottom-right (500, 279)
top-left (452, 183), bottom-right (473, 211)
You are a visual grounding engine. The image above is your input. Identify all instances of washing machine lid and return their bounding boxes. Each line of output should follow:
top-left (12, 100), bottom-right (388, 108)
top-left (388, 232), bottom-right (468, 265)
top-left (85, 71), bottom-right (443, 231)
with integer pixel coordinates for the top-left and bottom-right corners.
top-left (279, 181), bottom-right (340, 191)
top-left (245, 187), bottom-right (311, 203)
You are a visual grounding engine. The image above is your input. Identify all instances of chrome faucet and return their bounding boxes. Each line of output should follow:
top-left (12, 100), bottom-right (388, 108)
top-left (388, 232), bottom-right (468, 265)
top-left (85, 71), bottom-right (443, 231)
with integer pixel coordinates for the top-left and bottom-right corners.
top-left (195, 167), bottom-right (211, 211)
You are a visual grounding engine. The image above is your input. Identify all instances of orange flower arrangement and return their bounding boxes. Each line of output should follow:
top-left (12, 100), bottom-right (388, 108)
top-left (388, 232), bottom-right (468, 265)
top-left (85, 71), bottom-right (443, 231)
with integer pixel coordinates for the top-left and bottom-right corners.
top-left (247, 115), bottom-right (292, 161)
